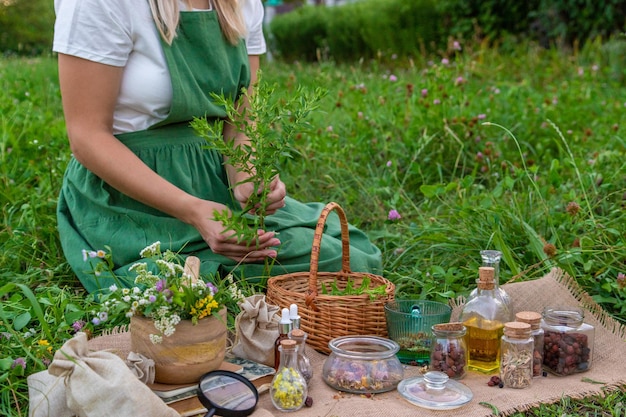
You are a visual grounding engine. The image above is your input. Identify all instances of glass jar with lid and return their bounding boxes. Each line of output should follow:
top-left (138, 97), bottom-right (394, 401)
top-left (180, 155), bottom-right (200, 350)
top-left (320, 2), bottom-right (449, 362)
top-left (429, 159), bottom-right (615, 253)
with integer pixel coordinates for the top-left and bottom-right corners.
top-left (541, 306), bottom-right (594, 376)
top-left (322, 336), bottom-right (404, 394)
top-left (515, 311), bottom-right (544, 377)
top-left (500, 322), bottom-right (533, 389)
top-left (429, 322), bottom-right (467, 380)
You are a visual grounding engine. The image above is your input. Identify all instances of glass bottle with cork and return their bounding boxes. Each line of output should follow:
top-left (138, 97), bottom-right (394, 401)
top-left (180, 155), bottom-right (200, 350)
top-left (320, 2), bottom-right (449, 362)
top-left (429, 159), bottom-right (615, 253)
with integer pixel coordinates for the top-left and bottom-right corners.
top-left (274, 307), bottom-right (292, 370)
top-left (500, 321), bottom-right (534, 388)
top-left (289, 328), bottom-right (313, 385)
top-left (468, 250), bottom-right (513, 320)
top-left (460, 266), bottom-right (511, 373)
top-left (287, 303), bottom-right (312, 383)
top-left (270, 339), bottom-right (308, 412)
top-left (515, 311), bottom-right (544, 377)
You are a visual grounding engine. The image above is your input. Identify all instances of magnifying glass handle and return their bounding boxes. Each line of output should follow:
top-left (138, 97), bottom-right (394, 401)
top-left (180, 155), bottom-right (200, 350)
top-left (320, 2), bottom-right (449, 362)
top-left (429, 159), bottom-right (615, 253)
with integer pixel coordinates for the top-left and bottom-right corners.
top-left (204, 410), bottom-right (216, 417)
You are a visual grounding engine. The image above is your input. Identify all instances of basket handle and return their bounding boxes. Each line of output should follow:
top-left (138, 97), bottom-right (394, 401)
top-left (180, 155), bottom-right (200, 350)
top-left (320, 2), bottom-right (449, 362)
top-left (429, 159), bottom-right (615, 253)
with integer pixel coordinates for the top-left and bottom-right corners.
top-left (304, 202), bottom-right (351, 310)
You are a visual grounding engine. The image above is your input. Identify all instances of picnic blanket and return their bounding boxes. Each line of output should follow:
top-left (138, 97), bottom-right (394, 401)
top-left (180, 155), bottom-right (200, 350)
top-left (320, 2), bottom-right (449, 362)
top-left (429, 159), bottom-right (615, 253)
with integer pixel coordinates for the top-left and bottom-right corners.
top-left (85, 268), bottom-right (625, 416)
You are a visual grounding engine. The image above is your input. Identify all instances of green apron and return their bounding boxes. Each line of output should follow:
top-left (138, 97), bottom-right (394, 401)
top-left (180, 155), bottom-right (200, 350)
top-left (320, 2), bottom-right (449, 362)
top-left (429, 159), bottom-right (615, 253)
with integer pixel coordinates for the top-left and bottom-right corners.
top-left (57, 10), bottom-right (382, 294)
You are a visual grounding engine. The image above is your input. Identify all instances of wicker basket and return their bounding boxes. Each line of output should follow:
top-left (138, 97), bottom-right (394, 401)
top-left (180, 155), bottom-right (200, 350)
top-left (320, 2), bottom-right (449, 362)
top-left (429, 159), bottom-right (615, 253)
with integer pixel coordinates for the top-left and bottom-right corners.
top-left (266, 202), bottom-right (395, 355)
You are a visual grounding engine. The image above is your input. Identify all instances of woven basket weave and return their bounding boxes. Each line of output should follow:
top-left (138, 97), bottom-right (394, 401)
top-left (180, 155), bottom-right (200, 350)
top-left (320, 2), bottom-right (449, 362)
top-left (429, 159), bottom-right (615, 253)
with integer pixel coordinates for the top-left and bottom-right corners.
top-left (266, 202), bottom-right (395, 355)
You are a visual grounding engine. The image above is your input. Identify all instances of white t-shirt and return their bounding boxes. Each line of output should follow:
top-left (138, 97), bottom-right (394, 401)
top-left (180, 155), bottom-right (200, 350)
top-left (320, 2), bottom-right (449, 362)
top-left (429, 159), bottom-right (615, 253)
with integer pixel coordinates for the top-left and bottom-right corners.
top-left (53, 0), bottom-right (266, 134)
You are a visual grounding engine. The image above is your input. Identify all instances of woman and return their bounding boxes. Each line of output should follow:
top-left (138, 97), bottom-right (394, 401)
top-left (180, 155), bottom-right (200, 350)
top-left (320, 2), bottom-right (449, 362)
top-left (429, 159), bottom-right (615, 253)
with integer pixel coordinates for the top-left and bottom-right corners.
top-left (53, 0), bottom-right (382, 293)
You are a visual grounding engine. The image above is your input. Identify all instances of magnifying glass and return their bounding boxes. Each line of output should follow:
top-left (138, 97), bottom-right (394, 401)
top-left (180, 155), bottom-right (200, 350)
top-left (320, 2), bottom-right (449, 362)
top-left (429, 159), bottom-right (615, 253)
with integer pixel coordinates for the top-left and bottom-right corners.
top-left (197, 370), bottom-right (259, 417)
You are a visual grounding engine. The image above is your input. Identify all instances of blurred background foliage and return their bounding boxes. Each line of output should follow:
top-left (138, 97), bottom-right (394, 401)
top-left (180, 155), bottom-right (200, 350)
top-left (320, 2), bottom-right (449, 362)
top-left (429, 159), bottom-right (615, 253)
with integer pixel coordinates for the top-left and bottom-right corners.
top-left (1, 0), bottom-right (624, 59)
top-left (0, 0), bottom-right (55, 56)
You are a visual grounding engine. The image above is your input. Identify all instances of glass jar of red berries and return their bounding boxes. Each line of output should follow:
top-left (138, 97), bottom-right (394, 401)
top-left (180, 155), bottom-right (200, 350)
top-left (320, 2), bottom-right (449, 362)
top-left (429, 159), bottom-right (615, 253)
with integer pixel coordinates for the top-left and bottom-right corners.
top-left (429, 322), bottom-right (467, 380)
top-left (541, 306), bottom-right (594, 376)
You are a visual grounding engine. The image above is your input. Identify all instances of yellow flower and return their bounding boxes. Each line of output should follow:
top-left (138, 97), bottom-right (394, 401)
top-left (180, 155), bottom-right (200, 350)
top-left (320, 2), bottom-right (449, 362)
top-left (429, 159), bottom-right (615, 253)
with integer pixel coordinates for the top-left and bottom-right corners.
top-left (38, 339), bottom-right (53, 354)
top-left (191, 296), bottom-right (219, 320)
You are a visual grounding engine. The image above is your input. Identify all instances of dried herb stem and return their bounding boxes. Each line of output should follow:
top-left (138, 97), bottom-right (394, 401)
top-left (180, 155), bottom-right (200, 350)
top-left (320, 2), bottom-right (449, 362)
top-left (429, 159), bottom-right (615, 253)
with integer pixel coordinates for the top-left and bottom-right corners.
top-left (501, 343), bottom-right (533, 388)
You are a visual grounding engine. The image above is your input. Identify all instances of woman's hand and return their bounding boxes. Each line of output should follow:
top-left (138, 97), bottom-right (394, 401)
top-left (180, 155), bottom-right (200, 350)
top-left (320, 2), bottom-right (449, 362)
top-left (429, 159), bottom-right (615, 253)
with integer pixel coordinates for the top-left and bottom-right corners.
top-left (189, 199), bottom-right (281, 263)
top-left (233, 175), bottom-right (286, 215)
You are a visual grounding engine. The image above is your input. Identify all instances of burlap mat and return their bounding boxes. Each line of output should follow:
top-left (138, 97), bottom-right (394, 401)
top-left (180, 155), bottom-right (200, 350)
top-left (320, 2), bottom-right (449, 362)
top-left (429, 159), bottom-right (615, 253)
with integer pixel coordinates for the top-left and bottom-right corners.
top-left (88, 268), bottom-right (625, 416)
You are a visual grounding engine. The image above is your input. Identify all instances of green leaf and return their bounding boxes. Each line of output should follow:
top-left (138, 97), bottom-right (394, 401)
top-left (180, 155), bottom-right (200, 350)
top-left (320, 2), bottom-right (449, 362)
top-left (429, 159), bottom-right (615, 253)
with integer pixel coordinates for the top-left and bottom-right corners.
top-left (461, 175), bottom-right (474, 189)
top-left (493, 229), bottom-right (520, 276)
top-left (592, 295), bottom-right (618, 305)
top-left (64, 310), bottom-right (84, 325)
top-left (0, 358), bottom-right (14, 371)
top-left (15, 283), bottom-right (53, 341)
top-left (436, 290), bottom-right (456, 298)
top-left (444, 182), bottom-right (457, 192)
top-left (503, 176), bottom-right (514, 190)
top-left (13, 312), bottom-right (32, 330)
top-left (420, 184), bottom-right (443, 198)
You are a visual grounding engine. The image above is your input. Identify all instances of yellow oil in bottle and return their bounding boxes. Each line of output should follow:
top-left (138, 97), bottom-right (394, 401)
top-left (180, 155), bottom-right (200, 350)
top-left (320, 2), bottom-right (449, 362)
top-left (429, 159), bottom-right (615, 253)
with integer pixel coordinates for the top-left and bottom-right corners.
top-left (463, 316), bottom-right (504, 373)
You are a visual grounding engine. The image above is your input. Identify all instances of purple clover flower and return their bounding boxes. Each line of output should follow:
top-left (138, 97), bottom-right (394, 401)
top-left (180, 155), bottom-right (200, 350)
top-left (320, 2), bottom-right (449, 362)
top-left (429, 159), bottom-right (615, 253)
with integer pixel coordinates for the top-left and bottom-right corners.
top-left (155, 279), bottom-right (167, 292)
top-left (12, 358), bottom-right (26, 370)
top-left (388, 209), bottom-right (402, 221)
top-left (206, 282), bottom-right (218, 295)
top-left (71, 320), bottom-right (86, 332)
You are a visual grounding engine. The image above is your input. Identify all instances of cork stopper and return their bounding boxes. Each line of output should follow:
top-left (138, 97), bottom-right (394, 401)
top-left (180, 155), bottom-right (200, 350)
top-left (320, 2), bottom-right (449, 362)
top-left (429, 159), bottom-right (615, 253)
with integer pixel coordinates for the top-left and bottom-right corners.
top-left (290, 328), bottom-right (305, 338)
top-left (477, 266), bottom-right (495, 290)
top-left (433, 322), bottom-right (465, 332)
top-left (515, 311), bottom-right (541, 330)
top-left (504, 321), bottom-right (531, 339)
top-left (280, 339), bottom-right (297, 349)
top-left (432, 322), bottom-right (466, 336)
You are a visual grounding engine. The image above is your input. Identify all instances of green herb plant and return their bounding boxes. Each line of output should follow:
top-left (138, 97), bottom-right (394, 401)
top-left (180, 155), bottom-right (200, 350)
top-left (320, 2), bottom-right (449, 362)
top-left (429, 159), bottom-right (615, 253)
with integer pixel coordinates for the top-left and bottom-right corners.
top-left (320, 277), bottom-right (388, 300)
top-left (191, 73), bottom-right (325, 244)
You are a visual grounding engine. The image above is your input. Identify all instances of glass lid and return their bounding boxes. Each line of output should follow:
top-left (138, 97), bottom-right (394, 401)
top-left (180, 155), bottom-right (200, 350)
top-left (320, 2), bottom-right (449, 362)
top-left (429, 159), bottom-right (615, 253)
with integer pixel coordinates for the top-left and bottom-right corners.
top-left (397, 371), bottom-right (473, 410)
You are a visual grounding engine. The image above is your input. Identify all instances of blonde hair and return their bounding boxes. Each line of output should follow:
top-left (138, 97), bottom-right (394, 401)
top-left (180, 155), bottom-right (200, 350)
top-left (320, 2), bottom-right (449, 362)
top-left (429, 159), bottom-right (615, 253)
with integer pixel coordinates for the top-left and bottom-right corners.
top-left (147, 0), bottom-right (247, 45)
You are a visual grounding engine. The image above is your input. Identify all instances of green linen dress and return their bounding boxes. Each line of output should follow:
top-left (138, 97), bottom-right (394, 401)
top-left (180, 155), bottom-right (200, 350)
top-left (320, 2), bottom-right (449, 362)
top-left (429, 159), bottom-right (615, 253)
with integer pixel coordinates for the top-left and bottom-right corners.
top-left (56, 10), bottom-right (382, 294)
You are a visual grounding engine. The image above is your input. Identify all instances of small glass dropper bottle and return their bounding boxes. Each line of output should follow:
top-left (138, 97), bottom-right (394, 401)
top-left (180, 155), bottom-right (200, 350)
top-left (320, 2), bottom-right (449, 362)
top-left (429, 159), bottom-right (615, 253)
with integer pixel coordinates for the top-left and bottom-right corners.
top-left (274, 307), bottom-right (292, 370)
top-left (289, 303), bottom-right (301, 330)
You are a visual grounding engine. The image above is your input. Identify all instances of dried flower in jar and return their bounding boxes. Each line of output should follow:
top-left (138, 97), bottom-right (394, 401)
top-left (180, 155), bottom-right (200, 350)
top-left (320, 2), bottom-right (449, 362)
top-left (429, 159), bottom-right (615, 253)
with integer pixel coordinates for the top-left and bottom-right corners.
top-left (500, 322), bottom-right (533, 389)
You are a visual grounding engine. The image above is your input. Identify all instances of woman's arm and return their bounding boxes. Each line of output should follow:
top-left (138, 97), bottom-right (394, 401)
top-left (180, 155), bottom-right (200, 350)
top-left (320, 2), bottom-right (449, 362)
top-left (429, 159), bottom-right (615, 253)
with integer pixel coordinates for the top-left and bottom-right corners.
top-left (58, 53), bottom-right (279, 262)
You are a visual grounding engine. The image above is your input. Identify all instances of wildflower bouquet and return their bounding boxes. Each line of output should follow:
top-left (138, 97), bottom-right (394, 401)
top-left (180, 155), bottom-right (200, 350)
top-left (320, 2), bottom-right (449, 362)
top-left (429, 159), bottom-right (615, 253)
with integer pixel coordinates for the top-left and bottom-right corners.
top-left (92, 241), bottom-right (241, 344)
